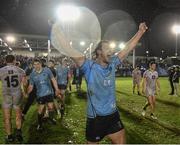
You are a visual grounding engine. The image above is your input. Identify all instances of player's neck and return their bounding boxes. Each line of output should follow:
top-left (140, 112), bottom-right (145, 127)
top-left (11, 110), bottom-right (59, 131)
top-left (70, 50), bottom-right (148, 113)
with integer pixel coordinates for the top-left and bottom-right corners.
top-left (149, 68), bottom-right (155, 72)
top-left (96, 58), bottom-right (108, 67)
top-left (36, 68), bottom-right (43, 73)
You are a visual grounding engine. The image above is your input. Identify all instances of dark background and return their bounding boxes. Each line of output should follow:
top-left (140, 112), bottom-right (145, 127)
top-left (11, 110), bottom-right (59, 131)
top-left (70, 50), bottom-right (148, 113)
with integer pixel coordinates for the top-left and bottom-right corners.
top-left (0, 0), bottom-right (180, 56)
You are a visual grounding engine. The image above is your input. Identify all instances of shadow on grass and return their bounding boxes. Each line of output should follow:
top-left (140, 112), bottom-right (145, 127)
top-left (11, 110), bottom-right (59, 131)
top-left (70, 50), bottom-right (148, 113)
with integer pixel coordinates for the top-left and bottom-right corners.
top-left (24, 105), bottom-right (74, 143)
top-left (116, 90), bottom-right (130, 96)
top-left (156, 98), bottom-right (180, 108)
top-left (145, 117), bottom-right (180, 135)
top-left (65, 91), bottom-right (72, 105)
top-left (117, 90), bottom-right (180, 108)
top-left (117, 106), bottom-right (153, 144)
top-left (74, 91), bottom-right (87, 100)
top-left (117, 105), bottom-right (180, 138)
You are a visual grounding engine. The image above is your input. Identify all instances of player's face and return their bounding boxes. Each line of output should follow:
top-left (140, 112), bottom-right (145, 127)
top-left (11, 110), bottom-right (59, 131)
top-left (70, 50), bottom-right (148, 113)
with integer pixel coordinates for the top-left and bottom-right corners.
top-left (150, 64), bottom-right (156, 70)
top-left (33, 62), bottom-right (42, 72)
top-left (48, 62), bottom-right (54, 68)
top-left (62, 60), bottom-right (67, 67)
top-left (101, 42), bottom-right (113, 64)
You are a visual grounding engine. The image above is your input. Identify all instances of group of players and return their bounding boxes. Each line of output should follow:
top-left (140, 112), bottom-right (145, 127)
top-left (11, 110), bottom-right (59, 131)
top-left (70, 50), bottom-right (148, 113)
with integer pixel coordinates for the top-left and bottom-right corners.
top-left (0, 55), bottom-right (83, 143)
top-left (0, 22), bottom-right (151, 144)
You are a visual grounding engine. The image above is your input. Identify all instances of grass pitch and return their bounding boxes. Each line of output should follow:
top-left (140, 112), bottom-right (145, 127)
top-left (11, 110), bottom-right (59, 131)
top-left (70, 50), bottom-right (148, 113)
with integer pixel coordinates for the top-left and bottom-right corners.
top-left (0, 77), bottom-right (180, 144)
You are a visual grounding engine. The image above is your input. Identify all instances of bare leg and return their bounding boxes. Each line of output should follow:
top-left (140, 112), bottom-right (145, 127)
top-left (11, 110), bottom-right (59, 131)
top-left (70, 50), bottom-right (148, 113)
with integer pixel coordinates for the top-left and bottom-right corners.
top-left (3, 108), bottom-right (12, 135)
top-left (107, 129), bottom-right (126, 144)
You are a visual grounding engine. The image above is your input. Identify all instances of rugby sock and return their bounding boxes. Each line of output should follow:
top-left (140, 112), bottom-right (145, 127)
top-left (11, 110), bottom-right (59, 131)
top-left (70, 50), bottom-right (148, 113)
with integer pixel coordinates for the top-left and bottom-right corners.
top-left (49, 110), bottom-right (55, 119)
top-left (38, 113), bottom-right (43, 126)
top-left (143, 102), bottom-right (149, 110)
top-left (150, 113), bottom-right (154, 116)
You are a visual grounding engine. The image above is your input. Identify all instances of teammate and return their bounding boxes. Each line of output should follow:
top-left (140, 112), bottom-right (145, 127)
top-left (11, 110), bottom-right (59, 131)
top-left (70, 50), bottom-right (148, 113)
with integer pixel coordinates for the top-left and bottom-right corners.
top-left (56, 58), bottom-right (69, 117)
top-left (132, 65), bottom-right (142, 95)
top-left (142, 62), bottom-right (160, 119)
top-left (56, 22), bottom-right (147, 143)
top-left (0, 55), bottom-right (25, 143)
top-left (22, 62), bottom-right (36, 120)
top-left (73, 65), bottom-right (83, 93)
top-left (27, 58), bottom-right (60, 130)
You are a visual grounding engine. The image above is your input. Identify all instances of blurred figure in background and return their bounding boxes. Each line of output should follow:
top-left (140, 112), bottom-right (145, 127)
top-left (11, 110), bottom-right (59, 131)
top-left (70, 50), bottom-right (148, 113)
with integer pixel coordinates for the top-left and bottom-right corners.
top-left (168, 66), bottom-right (175, 95)
top-left (172, 66), bottom-right (179, 97)
top-left (132, 65), bottom-right (142, 95)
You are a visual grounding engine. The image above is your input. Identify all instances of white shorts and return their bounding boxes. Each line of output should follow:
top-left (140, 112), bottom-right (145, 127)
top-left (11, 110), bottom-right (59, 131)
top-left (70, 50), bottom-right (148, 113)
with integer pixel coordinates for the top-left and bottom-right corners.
top-left (145, 88), bottom-right (156, 97)
top-left (2, 94), bottom-right (23, 109)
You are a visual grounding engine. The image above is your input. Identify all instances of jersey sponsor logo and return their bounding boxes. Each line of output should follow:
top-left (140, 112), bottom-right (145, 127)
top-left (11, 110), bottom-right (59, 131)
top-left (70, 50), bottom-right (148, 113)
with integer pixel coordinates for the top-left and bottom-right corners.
top-left (103, 79), bottom-right (111, 86)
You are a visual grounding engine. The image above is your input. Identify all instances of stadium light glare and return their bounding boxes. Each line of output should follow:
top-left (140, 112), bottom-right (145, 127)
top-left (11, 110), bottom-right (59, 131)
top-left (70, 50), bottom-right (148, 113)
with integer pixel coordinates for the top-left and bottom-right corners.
top-left (56, 5), bottom-right (80, 22)
top-left (24, 39), bottom-right (27, 43)
top-left (29, 48), bottom-right (32, 51)
top-left (80, 41), bottom-right (85, 46)
top-left (172, 24), bottom-right (180, 56)
top-left (119, 43), bottom-right (125, 50)
top-left (27, 44), bottom-right (30, 48)
top-left (6, 36), bottom-right (15, 43)
top-left (70, 41), bottom-right (72, 46)
top-left (9, 47), bottom-right (12, 51)
top-left (146, 50), bottom-right (149, 54)
top-left (0, 38), bottom-right (2, 41)
top-left (172, 25), bottom-right (180, 34)
top-left (109, 42), bottom-right (116, 49)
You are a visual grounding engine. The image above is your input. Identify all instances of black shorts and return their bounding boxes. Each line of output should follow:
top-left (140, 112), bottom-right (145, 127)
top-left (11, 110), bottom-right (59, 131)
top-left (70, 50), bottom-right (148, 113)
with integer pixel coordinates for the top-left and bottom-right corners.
top-left (86, 111), bottom-right (124, 142)
top-left (58, 84), bottom-right (67, 90)
top-left (37, 95), bottom-right (54, 105)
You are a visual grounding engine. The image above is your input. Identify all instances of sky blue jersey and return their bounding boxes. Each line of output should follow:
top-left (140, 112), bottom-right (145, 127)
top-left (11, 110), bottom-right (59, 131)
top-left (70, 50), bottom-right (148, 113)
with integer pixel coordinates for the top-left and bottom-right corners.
top-left (56, 66), bottom-right (69, 85)
top-left (29, 67), bottom-right (54, 98)
top-left (80, 56), bottom-right (122, 118)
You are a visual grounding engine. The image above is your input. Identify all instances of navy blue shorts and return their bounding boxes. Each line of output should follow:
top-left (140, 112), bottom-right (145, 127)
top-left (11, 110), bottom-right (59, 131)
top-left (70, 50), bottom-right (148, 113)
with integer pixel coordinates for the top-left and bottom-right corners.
top-left (58, 84), bottom-right (67, 90)
top-left (86, 111), bottom-right (124, 142)
top-left (37, 95), bottom-right (54, 105)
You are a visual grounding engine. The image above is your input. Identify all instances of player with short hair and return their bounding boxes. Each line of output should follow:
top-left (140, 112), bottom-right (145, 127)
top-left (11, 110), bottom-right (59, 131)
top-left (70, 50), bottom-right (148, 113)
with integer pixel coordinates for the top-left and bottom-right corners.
top-left (0, 55), bottom-right (26, 143)
top-left (56, 58), bottom-right (69, 117)
top-left (28, 58), bottom-right (60, 130)
top-left (142, 62), bottom-right (160, 119)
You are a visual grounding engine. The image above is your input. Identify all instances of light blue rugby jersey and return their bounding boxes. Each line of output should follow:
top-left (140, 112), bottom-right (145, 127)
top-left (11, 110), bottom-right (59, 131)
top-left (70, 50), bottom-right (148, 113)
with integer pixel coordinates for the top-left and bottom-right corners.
top-left (29, 67), bottom-right (54, 98)
top-left (56, 66), bottom-right (69, 85)
top-left (80, 56), bottom-right (122, 118)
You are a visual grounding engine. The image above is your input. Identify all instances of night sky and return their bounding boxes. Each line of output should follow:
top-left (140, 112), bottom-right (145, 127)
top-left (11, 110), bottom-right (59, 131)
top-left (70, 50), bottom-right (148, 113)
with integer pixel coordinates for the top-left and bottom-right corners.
top-left (0, 0), bottom-right (180, 56)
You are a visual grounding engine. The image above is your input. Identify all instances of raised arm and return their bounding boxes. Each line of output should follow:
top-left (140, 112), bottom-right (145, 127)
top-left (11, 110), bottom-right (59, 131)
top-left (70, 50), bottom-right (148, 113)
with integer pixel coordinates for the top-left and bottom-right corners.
top-left (118, 22), bottom-right (148, 60)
